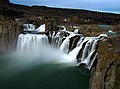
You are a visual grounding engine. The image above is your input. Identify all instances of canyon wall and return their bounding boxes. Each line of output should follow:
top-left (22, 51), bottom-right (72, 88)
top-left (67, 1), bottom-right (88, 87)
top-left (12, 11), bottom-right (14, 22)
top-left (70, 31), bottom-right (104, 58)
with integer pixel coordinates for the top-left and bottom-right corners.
top-left (90, 37), bottom-right (120, 89)
top-left (0, 21), bottom-right (22, 53)
top-left (0, 1), bottom-right (120, 88)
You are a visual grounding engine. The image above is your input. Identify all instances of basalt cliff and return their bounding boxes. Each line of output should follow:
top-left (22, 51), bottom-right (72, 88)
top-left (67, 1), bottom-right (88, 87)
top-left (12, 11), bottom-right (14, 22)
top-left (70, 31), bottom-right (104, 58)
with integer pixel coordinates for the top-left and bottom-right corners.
top-left (0, 0), bottom-right (120, 89)
top-left (90, 36), bottom-right (120, 89)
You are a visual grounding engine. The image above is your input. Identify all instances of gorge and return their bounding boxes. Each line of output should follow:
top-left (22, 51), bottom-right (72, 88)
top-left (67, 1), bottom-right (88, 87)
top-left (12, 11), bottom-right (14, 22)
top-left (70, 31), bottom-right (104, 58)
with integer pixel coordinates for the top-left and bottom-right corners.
top-left (0, 23), bottom-right (102, 89)
top-left (0, 0), bottom-right (120, 89)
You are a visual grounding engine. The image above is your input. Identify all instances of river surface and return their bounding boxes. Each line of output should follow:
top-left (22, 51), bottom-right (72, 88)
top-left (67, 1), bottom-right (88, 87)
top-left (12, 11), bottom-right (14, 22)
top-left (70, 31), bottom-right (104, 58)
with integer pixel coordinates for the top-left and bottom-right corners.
top-left (0, 55), bottom-right (89, 89)
top-left (97, 24), bottom-right (112, 28)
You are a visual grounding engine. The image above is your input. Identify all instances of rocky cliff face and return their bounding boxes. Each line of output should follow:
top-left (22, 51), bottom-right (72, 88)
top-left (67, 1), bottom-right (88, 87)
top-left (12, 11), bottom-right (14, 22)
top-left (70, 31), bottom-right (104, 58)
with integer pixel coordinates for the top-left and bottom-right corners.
top-left (90, 37), bottom-right (120, 89)
top-left (0, 21), bottom-right (22, 53)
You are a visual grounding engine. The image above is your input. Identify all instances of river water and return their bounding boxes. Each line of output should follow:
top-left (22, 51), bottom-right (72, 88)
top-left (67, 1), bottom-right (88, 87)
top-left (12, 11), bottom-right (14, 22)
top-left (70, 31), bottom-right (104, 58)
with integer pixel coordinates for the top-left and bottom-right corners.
top-left (0, 55), bottom-right (89, 89)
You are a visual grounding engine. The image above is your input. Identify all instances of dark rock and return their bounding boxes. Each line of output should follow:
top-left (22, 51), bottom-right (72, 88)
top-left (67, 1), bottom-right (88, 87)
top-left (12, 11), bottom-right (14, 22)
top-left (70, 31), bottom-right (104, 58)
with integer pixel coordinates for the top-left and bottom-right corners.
top-left (0, 0), bottom-right (10, 5)
top-left (69, 35), bottom-right (81, 52)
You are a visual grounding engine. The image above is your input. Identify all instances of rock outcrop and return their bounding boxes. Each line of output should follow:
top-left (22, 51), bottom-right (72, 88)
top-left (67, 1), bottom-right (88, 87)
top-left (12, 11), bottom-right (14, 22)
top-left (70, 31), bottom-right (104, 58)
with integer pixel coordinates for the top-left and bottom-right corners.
top-left (67, 25), bottom-right (112, 36)
top-left (0, 21), bottom-right (22, 53)
top-left (90, 37), bottom-right (120, 89)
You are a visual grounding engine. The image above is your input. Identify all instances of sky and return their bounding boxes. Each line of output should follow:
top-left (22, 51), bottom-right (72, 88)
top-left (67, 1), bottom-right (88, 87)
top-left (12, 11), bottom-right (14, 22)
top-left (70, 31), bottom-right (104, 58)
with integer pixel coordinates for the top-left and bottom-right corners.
top-left (10, 0), bottom-right (120, 14)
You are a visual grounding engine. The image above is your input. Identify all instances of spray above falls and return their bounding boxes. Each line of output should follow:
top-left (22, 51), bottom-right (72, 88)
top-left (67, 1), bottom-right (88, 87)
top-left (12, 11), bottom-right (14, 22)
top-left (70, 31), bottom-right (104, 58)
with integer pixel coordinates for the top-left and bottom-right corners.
top-left (17, 24), bottom-right (107, 69)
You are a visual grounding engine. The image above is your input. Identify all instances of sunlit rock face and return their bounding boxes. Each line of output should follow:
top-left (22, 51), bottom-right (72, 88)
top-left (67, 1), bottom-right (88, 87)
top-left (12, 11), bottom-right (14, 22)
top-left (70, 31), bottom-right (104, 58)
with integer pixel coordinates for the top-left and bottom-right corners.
top-left (90, 37), bottom-right (120, 89)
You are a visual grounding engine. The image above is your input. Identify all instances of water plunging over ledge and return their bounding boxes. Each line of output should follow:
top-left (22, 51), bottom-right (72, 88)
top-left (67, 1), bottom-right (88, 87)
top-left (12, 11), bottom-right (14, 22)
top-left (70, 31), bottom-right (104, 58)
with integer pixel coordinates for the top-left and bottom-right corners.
top-left (0, 24), bottom-right (107, 89)
top-left (16, 24), bottom-right (105, 69)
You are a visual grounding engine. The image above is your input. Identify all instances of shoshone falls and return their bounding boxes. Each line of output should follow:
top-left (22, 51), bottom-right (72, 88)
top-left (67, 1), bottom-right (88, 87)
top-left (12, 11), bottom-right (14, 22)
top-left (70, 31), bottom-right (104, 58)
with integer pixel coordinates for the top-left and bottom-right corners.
top-left (0, 24), bottom-right (108, 89)
top-left (17, 24), bottom-right (107, 69)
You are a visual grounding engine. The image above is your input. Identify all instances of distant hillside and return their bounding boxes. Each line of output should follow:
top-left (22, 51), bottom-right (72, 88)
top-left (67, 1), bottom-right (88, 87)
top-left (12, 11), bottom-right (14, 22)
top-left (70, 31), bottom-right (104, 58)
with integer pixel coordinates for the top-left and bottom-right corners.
top-left (0, 0), bottom-right (120, 25)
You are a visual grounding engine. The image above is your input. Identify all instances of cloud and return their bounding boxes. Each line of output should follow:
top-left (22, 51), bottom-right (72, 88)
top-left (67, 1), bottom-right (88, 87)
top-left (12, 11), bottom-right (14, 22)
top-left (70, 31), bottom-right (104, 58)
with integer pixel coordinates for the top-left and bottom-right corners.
top-left (10, 0), bottom-right (120, 14)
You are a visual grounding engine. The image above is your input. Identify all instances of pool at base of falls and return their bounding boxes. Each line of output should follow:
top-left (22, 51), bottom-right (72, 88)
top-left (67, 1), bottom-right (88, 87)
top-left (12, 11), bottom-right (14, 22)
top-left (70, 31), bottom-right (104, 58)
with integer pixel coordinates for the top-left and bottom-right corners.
top-left (0, 57), bottom-right (89, 89)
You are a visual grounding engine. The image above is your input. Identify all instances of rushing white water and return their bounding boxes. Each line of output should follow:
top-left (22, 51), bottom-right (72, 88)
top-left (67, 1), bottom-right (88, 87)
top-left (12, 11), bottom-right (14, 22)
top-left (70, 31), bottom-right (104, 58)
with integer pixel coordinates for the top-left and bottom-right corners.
top-left (68, 37), bottom-right (90, 61)
top-left (17, 24), bottom-right (108, 70)
top-left (80, 39), bottom-right (98, 69)
top-left (68, 37), bottom-right (98, 69)
top-left (51, 32), bottom-right (64, 48)
top-left (23, 24), bottom-right (35, 31)
top-left (16, 34), bottom-right (75, 65)
top-left (60, 33), bottom-right (75, 53)
top-left (36, 24), bottom-right (45, 32)
top-left (17, 34), bottom-right (48, 52)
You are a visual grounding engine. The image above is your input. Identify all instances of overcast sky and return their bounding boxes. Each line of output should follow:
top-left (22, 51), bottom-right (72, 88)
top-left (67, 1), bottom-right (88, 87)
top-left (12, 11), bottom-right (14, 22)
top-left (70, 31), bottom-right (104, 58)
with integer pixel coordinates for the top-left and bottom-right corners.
top-left (10, 0), bottom-right (120, 14)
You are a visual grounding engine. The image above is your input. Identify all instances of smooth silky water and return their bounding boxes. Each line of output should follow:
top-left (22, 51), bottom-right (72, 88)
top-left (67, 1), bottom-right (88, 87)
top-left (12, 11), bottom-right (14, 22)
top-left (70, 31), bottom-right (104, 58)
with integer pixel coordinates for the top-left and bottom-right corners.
top-left (0, 53), bottom-right (89, 89)
top-left (0, 24), bottom-right (103, 89)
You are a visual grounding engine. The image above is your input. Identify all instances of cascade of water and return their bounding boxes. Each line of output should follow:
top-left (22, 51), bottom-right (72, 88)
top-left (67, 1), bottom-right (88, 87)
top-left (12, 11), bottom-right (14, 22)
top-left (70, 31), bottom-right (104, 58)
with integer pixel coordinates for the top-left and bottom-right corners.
top-left (77, 37), bottom-right (85, 47)
top-left (80, 39), bottom-right (98, 69)
top-left (68, 37), bottom-right (89, 61)
top-left (23, 24), bottom-right (35, 31)
top-left (68, 36), bottom-right (99, 69)
top-left (81, 39), bottom-right (94, 62)
top-left (35, 24), bottom-right (45, 32)
top-left (17, 34), bottom-right (49, 52)
top-left (16, 24), bottom-right (108, 70)
top-left (88, 53), bottom-right (98, 70)
top-left (51, 32), bottom-right (63, 48)
top-left (60, 33), bottom-right (76, 53)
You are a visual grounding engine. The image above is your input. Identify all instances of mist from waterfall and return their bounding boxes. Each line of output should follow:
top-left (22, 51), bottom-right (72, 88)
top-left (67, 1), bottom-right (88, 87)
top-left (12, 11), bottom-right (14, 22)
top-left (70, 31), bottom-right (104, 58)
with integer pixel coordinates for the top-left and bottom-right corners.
top-left (15, 24), bottom-right (108, 70)
top-left (16, 33), bottom-right (75, 64)
top-left (0, 24), bottom-right (107, 77)
top-left (0, 24), bottom-right (108, 89)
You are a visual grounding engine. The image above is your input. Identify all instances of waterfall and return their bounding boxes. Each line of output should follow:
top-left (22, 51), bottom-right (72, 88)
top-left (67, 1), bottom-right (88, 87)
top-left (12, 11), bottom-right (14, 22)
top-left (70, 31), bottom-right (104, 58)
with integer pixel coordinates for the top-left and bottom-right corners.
top-left (17, 34), bottom-right (49, 52)
top-left (51, 31), bottom-right (64, 48)
top-left (80, 39), bottom-right (98, 69)
top-left (68, 37), bottom-right (99, 69)
top-left (60, 33), bottom-right (75, 53)
top-left (23, 24), bottom-right (35, 31)
top-left (17, 24), bottom-right (107, 70)
top-left (35, 24), bottom-right (45, 32)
